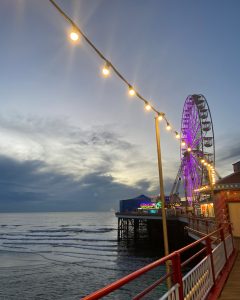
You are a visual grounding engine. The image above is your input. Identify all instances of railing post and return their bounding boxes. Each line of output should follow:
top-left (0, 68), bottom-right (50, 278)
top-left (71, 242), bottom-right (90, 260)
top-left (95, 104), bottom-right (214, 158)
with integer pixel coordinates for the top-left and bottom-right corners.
top-left (206, 236), bottom-right (216, 285)
top-left (206, 220), bottom-right (208, 234)
top-left (228, 223), bottom-right (235, 251)
top-left (171, 252), bottom-right (184, 300)
top-left (220, 227), bottom-right (227, 262)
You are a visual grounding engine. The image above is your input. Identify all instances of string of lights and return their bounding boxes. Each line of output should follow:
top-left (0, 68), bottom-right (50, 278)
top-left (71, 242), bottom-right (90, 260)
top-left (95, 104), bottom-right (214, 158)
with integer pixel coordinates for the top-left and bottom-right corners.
top-left (48, 0), bottom-right (180, 140)
top-left (193, 157), bottom-right (220, 192)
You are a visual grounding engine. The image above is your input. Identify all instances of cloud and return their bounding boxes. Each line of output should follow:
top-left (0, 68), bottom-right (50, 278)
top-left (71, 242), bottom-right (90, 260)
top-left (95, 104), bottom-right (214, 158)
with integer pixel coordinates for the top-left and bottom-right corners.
top-left (218, 142), bottom-right (240, 162)
top-left (0, 155), bottom-right (159, 212)
top-left (0, 114), bottom-right (156, 186)
top-left (0, 114), bottom-right (173, 211)
top-left (216, 134), bottom-right (240, 175)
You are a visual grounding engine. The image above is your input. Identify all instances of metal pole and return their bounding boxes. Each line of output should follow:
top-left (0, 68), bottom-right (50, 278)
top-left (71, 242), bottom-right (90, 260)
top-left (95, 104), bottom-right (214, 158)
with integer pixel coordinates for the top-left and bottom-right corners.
top-left (154, 117), bottom-right (171, 285)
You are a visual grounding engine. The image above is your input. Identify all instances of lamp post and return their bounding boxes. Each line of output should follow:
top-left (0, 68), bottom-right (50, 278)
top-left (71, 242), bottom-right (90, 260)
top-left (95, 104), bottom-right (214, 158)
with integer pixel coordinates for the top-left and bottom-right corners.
top-left (154, 116), bottom-right (171, 284)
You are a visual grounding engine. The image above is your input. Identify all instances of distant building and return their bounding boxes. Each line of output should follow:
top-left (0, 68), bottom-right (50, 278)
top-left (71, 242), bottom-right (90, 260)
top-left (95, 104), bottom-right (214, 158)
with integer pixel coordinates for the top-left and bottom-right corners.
top-left (214, 161), bottom-right (240, 237)
top-left (119, 194), bottom-right (167, 214)
top-left (119, 194), bottom-right (152, 213)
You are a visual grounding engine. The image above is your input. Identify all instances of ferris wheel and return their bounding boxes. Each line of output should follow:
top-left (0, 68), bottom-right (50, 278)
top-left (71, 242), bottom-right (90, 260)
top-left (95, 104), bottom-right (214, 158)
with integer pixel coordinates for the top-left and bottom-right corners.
top-left (171, 94), bottom-right (215, 205)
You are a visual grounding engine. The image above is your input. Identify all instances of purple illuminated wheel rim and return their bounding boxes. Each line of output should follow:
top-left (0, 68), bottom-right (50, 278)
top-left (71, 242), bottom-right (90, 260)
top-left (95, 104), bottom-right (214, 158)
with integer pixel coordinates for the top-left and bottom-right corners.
top-left (180, 94), bottom-right (215, 205)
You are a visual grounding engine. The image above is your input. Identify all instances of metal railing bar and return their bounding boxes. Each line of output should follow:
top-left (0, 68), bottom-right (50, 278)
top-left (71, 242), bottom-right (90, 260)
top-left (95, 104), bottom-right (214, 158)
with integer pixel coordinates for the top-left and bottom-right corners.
top-left (132, 272), bottom-right (172, 300)
top-left (181, 247), bottom-right (206, 268)
top-left (178, 228), bottom-right (220, 253)
top-left (185, 227), bottom-right (221, 244)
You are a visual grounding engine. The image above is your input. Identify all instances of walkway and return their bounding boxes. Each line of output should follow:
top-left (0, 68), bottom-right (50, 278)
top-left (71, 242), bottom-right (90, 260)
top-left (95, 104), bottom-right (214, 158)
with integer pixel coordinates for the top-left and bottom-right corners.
top-left (219, 238), bottom-right (240, 300)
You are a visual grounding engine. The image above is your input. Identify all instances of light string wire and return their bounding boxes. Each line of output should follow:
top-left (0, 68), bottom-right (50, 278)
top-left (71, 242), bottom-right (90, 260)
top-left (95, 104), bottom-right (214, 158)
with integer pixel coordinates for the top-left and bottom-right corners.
top-left (193, 156), bottom-right (219, 192)
top-left (48, 0), bottom-right (180, 139)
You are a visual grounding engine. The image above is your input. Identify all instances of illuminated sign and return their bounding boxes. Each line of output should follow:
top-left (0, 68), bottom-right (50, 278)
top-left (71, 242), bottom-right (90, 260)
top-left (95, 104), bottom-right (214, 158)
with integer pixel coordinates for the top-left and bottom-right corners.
top-left (140, 203), bottom-right (155, 209)
top-left (139, 202), bottom-right (161, 209)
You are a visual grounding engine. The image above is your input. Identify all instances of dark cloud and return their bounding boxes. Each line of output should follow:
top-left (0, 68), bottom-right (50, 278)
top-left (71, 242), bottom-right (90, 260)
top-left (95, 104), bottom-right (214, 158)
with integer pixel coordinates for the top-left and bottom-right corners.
top-left (135, 179), bottom-right (152, 190)
top-left (0, 155), bottom-right (156, 212)
top-left (215, 135), bottom-right (240, 175)
top-left (218, 142), bottom-right (240, 162)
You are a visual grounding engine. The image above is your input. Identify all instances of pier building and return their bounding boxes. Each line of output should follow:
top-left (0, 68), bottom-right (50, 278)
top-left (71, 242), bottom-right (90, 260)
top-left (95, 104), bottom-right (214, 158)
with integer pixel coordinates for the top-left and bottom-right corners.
top-left (214, 161), bottom-right (240, 238)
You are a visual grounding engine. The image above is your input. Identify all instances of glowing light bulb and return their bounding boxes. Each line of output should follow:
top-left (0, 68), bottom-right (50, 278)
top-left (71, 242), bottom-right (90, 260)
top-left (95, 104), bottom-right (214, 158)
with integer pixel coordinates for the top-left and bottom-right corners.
top-left (145, 103), bottom-right (151, 111)
top-left (102, 63), bottom-right (110, 76)
top-left (69, 30), bottom-right (79, 41)
top-left (166, 123), bottom-right (171, 130)
top-left (175, 132), bottom-right (180, 139)
top-left (201, 159), bottom-right (205, 163)
top-left (187, 147), bottom-right (191, 152)
top-left (158, 114), bottom-right (163, 121)
top-left (181, 141), bottom-right (186, 146)
top-left (128, 86), bottom-right (135, 96)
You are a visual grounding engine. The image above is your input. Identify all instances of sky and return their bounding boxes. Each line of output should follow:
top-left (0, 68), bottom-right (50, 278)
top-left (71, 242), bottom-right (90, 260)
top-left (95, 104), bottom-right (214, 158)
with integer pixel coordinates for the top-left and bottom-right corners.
top-left (0, 0), bottom-right (240, 212)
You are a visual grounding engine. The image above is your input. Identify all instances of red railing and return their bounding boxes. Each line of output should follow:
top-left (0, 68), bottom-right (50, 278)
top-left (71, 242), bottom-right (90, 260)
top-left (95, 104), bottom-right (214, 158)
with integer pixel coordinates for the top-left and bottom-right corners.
top-left (82, 224), bottom-right (235, 300)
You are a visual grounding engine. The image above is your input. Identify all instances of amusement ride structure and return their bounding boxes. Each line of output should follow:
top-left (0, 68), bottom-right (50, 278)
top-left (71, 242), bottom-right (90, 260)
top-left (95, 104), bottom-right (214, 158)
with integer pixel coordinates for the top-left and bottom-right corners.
top-left (171, 94), bottom-right (217, 205)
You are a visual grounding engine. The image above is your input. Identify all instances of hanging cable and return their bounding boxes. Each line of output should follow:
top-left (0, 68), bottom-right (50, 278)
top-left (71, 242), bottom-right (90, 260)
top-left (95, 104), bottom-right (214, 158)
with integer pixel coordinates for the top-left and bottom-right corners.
top-left (48, 0), bottom-right (180, 139)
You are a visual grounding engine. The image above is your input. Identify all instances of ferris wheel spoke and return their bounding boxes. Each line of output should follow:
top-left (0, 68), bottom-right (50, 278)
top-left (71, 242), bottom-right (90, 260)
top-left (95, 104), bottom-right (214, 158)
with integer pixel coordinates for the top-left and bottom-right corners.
top-left (191, 106), bottom-right (199, 130)
top-left (189, 111), bottom-right (201, 145)
top-left (192, 106), bottom-right (200, 131)
top-left (192, 135), bottom-right (203, 149)
top-left (192, 155), bottom-right (202, 177)
top-left (191, 130), bottom-right (202, 149)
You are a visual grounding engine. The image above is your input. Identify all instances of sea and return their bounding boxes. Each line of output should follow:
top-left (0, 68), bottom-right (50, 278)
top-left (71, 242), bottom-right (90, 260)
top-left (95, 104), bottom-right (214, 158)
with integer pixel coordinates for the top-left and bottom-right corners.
top-left (0, 212), bottom-right (166, 300)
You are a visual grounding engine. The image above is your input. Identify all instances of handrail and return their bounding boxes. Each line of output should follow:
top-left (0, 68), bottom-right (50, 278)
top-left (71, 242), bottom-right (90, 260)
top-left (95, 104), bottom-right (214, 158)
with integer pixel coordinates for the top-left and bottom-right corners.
top-left (82, 253), bottom-right (175, 299)
top-left (181, 247), bottom-right (206, 268)
top-left (177, 228), bottom-right (219, 253)
top-left (82, 225), bottom-right (234, 300)
top-left (132, 272), bottom-right (171, 300)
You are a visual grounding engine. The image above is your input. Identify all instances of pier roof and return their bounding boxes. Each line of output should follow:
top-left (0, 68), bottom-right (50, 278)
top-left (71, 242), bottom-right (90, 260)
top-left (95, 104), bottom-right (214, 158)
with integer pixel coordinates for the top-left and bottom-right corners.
top-left (216, 172), bottom-right (240, 185)
top-left (121, 194), bottom-right (152, 201)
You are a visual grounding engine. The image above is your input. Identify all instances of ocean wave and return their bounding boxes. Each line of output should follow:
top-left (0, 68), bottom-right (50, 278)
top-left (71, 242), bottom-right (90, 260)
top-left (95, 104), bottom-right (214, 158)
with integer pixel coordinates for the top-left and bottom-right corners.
top-left (0, 236), bottom-right (117, 243)
top-left (1, 242), bottom-right (119, 252)
top-left (0, 233), bottom-right (71, 238)
top-left (60, 224), bottom-right (81, 227)
top-left (29, 227), bottom-right (116, 234)
top-left (0, 224), bottom-right (22, 227)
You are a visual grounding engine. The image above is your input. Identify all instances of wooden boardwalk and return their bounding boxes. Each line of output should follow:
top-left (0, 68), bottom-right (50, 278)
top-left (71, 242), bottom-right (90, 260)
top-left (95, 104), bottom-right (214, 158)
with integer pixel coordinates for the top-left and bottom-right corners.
top-left (219, 238), bottom-right (240, 300)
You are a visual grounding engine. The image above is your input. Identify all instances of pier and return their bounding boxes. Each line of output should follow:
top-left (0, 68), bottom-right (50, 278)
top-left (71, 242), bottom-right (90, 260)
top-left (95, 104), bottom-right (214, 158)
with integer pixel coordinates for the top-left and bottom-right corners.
top-left (116, 211), bottom-right (218, 246)
top-left (116, 212), bottom-right (194, 251)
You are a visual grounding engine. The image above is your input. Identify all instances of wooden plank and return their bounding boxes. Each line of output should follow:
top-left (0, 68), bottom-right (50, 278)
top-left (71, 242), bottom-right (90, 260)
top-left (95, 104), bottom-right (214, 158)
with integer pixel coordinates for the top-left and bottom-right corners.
top-left (219, 253), bottom-right (240, 299)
